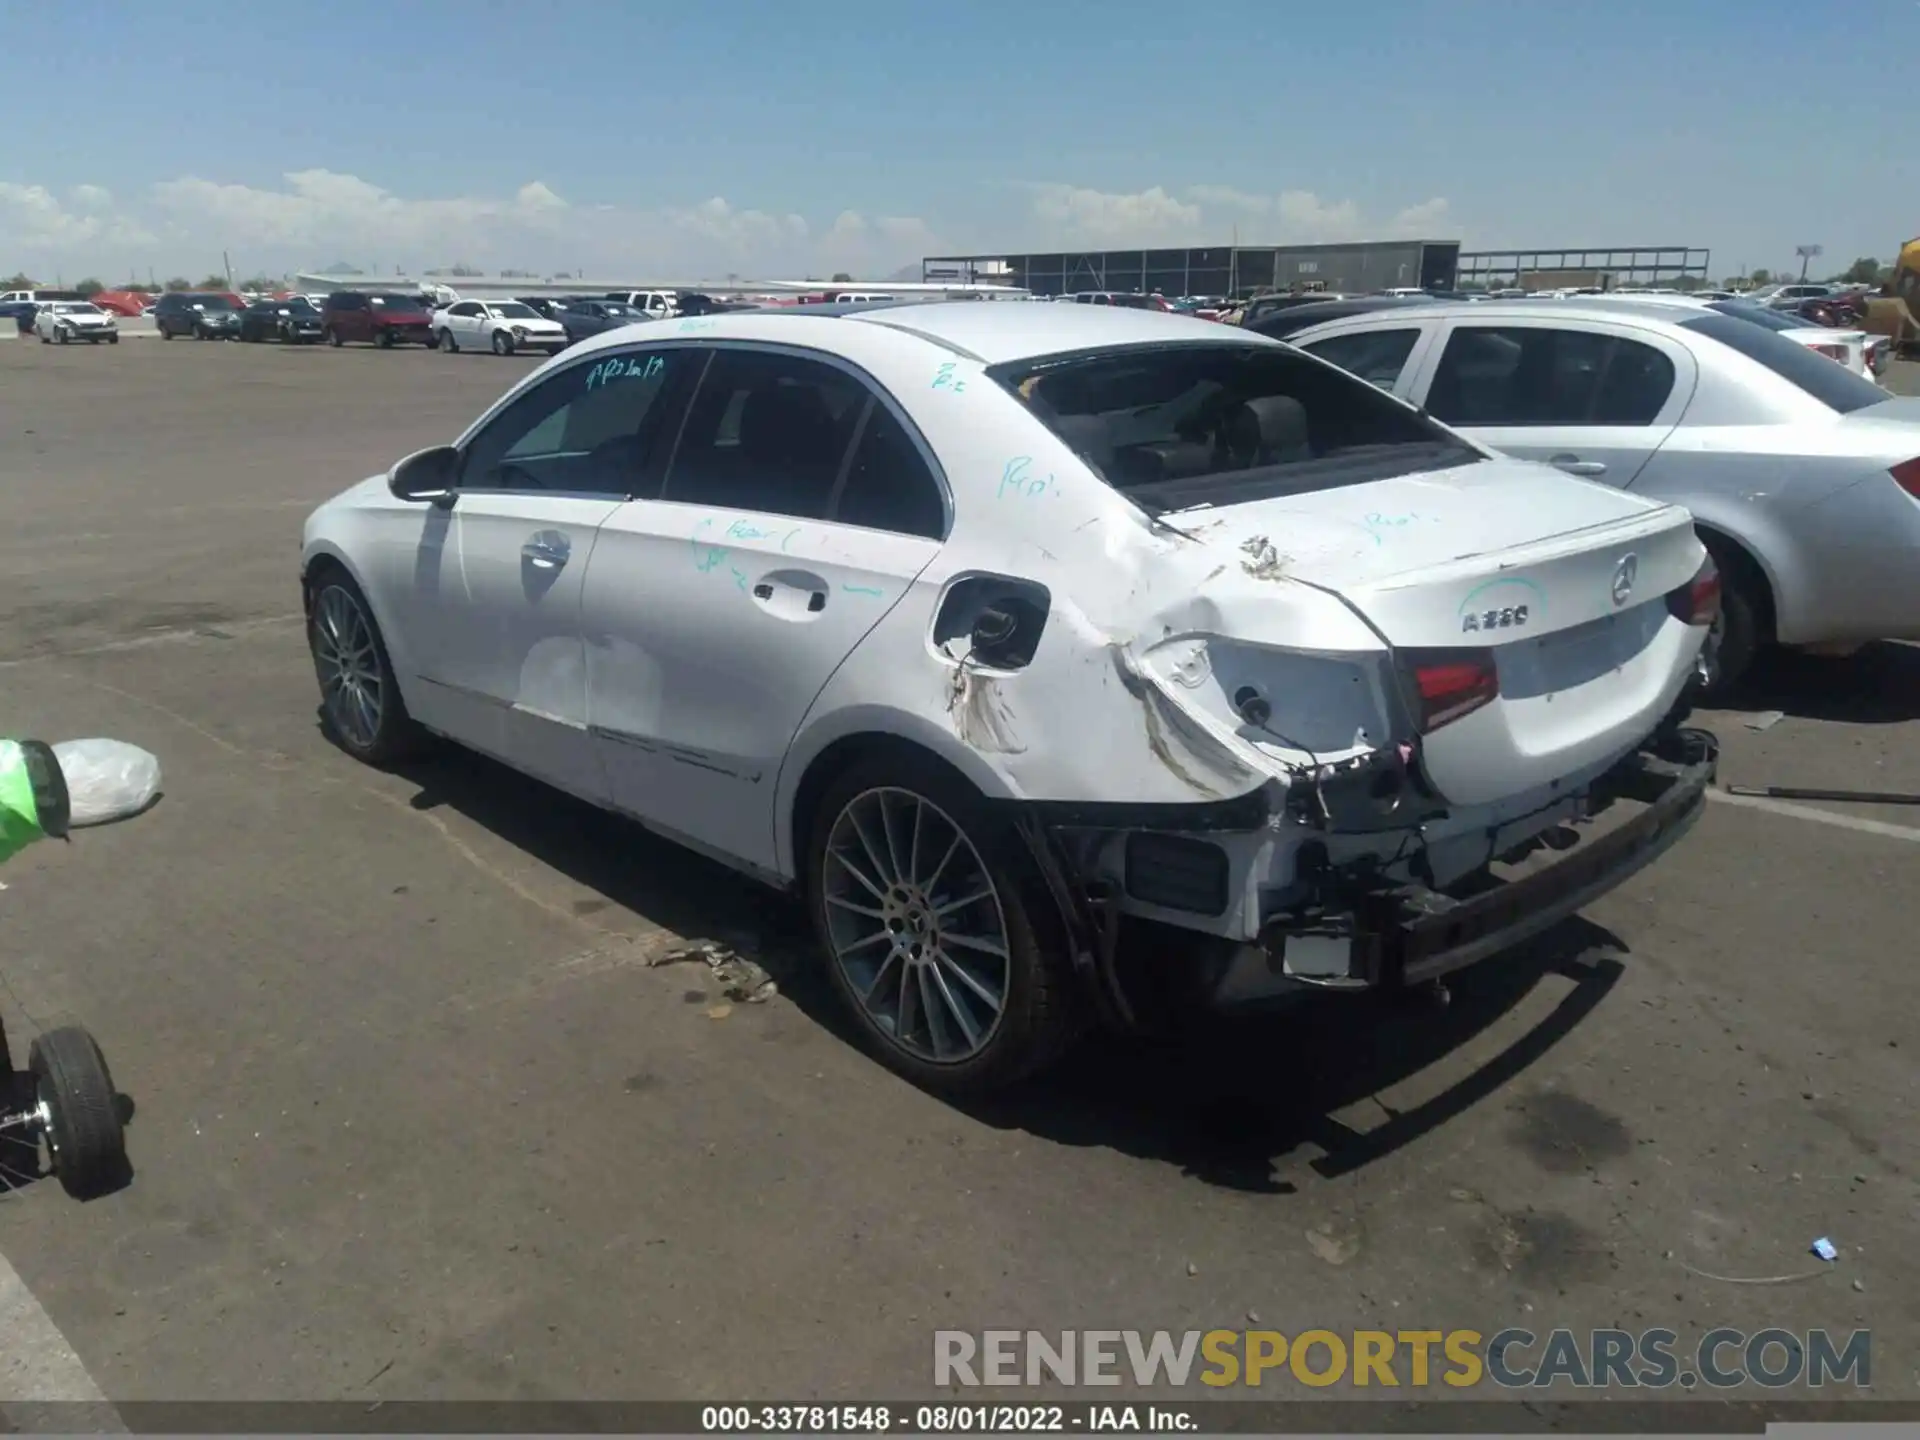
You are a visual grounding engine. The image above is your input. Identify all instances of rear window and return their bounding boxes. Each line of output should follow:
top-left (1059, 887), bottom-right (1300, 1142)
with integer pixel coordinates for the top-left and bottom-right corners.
top-left (1681, 314), bottom-right (1885, 414)
top-left (990, 341), bottom-right (1482, 515)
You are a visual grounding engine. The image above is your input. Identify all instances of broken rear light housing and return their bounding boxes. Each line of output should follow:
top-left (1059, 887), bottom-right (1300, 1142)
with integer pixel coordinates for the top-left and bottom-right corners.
top-left (1665, 555), bottom-right (1722, 626)
top-left (1403, 650), bottom-right (1499, 732)
top-left (1891, 457), bottom-right (1920, 500)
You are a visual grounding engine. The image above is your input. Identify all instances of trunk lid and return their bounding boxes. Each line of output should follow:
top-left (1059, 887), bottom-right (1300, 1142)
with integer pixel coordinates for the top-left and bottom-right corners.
top-left (1187, 456), bottom-right (1706, 806)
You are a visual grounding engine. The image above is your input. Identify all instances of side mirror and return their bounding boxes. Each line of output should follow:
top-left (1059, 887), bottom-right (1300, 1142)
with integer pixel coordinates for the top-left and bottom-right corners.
top-left (389, 445), bottom-right (460, 503)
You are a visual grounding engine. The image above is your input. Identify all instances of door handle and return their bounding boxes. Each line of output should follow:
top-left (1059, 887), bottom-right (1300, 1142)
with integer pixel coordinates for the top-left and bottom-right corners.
top-left (807, 591), bottom-right (826, 613)
top-left (752, 583), bottom-right (774, 600)
top-left (521, 534), bottom-right (570, 567)
top-left (1549, 455), bottom-right (1608, 477)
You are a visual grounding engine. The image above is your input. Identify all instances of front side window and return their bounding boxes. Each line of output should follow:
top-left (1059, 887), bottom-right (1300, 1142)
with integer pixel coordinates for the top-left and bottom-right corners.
top-left (1424, 327), bottom-right (1675, 427)
top-left (460, 349), bottom-right (692, 495)
top-left (992, 340), bottom-right (1481, 514)
top-left (1299, 328), bottom-right (1420, 389)
top-left (661, 348), bottom-right (869, 520)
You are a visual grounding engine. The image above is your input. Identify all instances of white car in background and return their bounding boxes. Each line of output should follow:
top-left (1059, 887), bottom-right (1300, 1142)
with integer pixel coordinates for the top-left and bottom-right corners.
top-left (604, 290), bottom-right (679, 320)
top-left (35, 301), bottom-right (119, 345)
top-left (300, 302), bottom-right (1718, 1094)
top-left (1280, 297), bottom-right (1920, 693)
top-left (432, 299), bottom-right (568, 356)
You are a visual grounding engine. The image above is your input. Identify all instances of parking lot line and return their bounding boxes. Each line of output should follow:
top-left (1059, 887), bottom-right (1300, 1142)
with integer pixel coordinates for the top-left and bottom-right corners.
top-left (1708, 785), bottom-right (1920, 843)
top-left (0, 1251), bottom-right (113, 1410)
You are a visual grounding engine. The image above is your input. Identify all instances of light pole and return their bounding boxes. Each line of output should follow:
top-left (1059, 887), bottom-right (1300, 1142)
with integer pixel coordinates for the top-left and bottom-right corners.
top-left (1795, 244), bottom-right (1823, 282)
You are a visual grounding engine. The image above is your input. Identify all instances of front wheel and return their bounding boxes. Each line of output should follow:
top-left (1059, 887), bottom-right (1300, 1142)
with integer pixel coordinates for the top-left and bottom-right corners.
top-left (28, 1027), bottom-right (127, 1201)
top-left (491, 330), bottom-right (514, 356)
top-left (375, 328), bottom-right (394, 349)
top-left (107, 333), bottom-right (118, 345)
top-left (160, 325), bottom-right (173, 340)
top-left (307, 569), bottom-right (427, 765)
top-left (326, 327), bottom-right (343, 347)
top-left (55, 327), bottom-right (69, 345)
top-left (806, 758), bottom-right (1081, 1095)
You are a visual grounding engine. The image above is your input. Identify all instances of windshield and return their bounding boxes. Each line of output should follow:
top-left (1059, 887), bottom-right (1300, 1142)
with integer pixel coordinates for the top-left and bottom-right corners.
top-left (371, 294), bottom-right (424, 312)
top-left (599, 303), bottom-right (640, 317)
top-left (50, 302), bottom-right (99, 314)
top-left (990, 341), bottom-right (1482, 514)
top-left (196, 296), bottom-right (238, 310)
top-left (1683, 314), bottom-right (1884, 414)
top-left (492, 302), bottom-right (539, 320)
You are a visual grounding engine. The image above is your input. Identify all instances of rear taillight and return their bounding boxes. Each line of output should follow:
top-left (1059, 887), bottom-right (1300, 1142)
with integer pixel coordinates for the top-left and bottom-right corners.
top-left (1406, 651), bottom-right (1499, 732)
top-left (1809, 342), bottom-right (1849, 364)
top-left (1666, 555), bottom-right (1721, 626)
top-left (1892, 458), bottom-right (1920, 499)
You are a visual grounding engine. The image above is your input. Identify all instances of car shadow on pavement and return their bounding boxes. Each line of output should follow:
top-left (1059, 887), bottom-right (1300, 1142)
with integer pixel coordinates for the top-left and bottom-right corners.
top-left (962, 926), bottom-right (1625, 1194)
top-left (385, 739), bottom-right (1628, 1192)
top-left (1716, 640), bottom-right (1920, 724)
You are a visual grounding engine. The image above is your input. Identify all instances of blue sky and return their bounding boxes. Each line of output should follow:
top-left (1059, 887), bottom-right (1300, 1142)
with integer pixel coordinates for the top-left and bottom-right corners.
top-left (3, 0), bottom-right (1913, 283)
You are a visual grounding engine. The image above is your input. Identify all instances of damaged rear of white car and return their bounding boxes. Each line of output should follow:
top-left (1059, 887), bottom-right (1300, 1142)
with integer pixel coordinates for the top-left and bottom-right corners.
top-left (786, 307), bottom-right (1719, 1091)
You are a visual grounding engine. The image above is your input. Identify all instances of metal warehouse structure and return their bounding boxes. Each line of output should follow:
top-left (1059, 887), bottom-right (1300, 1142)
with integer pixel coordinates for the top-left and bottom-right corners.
top-left (1457, 245), bottom-right (1711, 289)
top-left (922, 240), bottom-right (1462, 298)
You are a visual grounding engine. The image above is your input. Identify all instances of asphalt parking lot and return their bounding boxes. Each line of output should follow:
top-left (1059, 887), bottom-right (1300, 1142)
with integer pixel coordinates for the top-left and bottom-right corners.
top-left (0, 339), bottom-right (1915, 1413)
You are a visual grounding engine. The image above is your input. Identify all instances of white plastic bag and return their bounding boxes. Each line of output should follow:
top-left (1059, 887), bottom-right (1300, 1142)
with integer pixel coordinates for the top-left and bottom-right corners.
top-left (51, 739), bottom-right (162, 827)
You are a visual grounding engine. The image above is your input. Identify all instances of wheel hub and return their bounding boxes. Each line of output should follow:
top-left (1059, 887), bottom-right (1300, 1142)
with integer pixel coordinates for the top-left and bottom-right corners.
top-left (883, 886), bottom-right (941, 963)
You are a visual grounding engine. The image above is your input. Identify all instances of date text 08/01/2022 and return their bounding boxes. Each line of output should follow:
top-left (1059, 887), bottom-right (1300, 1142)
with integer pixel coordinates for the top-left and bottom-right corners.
top-left (700, 1403), bottom-right (1196, 1432)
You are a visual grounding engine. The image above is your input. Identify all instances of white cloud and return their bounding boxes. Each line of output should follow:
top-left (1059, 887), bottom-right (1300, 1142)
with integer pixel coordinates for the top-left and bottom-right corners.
top-left (1022, 183), bottom-right (1203, 245)
top-left (1, 170), bottom-right (937, 281)
top-left (1014, 183), bottom-right (1458, 251)
top-left (0, 167), bottom-right (1455, 284)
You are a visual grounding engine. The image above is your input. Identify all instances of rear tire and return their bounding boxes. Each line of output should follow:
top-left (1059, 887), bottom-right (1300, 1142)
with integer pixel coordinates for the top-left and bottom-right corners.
top-left (306, 567), bottom-right (428, 765)
top-left (28, 1027), bottom-right (127, 1201)
top-left (805, 755), bottom-right (1082, 1096)
top-left (1698, 537), bottom-right (1762, 700)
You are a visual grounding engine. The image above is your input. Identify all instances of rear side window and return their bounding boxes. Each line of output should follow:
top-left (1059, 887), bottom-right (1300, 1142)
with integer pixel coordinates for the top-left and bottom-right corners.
top-left (1298, 328), bottom-right (1420, 389)
top-left (1425, 327), bottom-right (1675, 427)
top-left (1681, 314), bottom-right (1886, 414)
top-left (991, 341), bottom-right (1481, 514)
top-left (834, 401), bottom-right (946, 538)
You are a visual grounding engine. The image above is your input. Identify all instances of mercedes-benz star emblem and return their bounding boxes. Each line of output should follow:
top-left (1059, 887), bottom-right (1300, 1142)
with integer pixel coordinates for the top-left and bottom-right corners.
top-left (1611, 553), bottom-right (1639, 608)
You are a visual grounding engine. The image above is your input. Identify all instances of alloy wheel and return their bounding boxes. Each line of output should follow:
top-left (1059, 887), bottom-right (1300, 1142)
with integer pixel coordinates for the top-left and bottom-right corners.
top-left (821, 787), bottom-right (1010, 1065)
top-left (311, 586), bottom-right (385, 749)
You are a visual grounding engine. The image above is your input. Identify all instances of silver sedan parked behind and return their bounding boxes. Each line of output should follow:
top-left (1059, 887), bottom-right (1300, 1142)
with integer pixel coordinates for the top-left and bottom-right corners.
top-left (1281, 299), bottom-right (1920, 694)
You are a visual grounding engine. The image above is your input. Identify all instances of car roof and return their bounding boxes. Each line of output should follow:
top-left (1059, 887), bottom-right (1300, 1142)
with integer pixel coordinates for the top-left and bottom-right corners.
top-left (1297, 297), bottom-right (1708, 332)
top-left (840, 299), bottom-right (1271, 363)
top-left (550, 299), bottom-right (1282, 368)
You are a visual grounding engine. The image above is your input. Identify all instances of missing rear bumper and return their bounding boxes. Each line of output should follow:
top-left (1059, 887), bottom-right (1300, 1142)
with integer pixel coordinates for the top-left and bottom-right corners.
top-left (1260, 727), bottom-right (1717, 994)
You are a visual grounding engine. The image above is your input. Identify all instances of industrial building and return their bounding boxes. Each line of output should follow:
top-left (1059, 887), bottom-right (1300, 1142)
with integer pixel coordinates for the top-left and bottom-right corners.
top-left (921, 239), bottom-right (1461, 298)
top-left (1456, 245), bottom-right (1711, 291)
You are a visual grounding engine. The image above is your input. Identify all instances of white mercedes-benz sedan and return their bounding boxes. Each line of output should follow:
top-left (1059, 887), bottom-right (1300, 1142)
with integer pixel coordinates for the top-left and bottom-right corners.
top-left (300, 301), bottom-right (1720, 1094)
